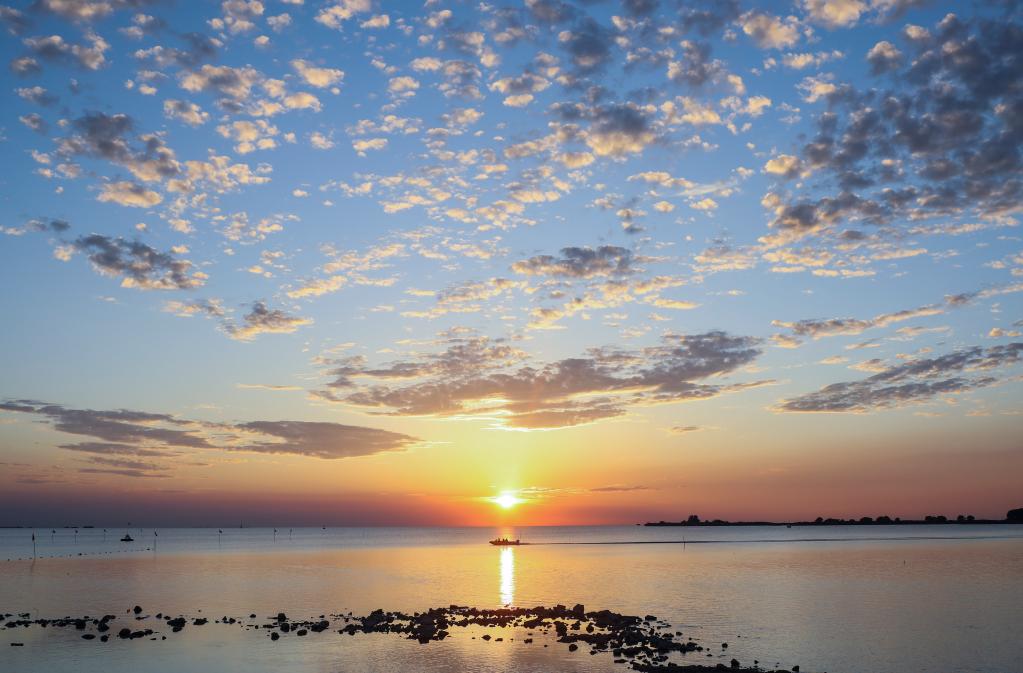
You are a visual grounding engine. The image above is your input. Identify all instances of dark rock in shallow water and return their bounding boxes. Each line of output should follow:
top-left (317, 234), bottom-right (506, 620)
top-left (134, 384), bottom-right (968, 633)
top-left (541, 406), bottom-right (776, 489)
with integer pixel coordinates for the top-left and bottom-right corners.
top-left (5, 602), bottom-right (801, 673)
top-left (82, 633), bottom-right (95, 640)
top-left (133, 606), bottom-right (142, 615)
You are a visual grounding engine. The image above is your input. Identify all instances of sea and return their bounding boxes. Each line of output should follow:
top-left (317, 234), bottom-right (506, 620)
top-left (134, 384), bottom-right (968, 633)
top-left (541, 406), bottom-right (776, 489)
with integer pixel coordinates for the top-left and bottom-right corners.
top-left (1, 525), bottom-right (1020, 673)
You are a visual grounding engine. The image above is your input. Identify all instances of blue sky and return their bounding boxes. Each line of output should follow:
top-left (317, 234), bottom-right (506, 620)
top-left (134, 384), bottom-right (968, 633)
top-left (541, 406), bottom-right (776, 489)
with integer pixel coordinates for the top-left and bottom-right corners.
top-left (1, 0), bottom-right (1021, 524)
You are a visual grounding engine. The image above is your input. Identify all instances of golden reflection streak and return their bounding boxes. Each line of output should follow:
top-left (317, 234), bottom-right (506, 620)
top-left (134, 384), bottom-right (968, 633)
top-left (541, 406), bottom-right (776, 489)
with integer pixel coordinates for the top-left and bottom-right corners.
top-left (499, 545), bottom-right (514, 606)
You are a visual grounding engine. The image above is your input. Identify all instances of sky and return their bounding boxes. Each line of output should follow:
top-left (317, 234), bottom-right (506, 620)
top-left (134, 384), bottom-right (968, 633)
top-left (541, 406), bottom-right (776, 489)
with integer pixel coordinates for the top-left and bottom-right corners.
top-left (1, 0), bottom-right (1021, 527)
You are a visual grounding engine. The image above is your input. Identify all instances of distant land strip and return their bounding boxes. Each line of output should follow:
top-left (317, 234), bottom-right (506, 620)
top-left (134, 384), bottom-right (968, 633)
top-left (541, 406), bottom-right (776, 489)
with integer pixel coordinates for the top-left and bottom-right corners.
top-left (644, 509), bottom-right (1023, 527)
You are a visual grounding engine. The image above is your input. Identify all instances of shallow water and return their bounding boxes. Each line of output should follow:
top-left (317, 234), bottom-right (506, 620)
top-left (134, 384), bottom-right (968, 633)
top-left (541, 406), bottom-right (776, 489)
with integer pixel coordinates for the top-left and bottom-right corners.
top-left (1, 525), bottom-right (1021, 673)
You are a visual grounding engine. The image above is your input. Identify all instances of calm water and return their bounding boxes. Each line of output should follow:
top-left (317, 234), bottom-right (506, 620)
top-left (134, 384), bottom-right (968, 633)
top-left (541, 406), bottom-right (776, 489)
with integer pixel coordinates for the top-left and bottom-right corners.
top-left (1, 525), bottom-right (1021, 673)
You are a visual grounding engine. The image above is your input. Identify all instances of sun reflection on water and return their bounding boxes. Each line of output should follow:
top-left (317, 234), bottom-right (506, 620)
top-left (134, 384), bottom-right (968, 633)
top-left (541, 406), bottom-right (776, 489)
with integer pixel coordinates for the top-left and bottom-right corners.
top-left (499, 545), bottom-right (514, 606)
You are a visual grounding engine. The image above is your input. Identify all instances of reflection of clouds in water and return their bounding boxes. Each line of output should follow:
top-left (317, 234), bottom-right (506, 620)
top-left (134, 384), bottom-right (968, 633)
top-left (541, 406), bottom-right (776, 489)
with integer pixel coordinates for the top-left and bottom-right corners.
top-left (500, 546), bottom-right (514, 606)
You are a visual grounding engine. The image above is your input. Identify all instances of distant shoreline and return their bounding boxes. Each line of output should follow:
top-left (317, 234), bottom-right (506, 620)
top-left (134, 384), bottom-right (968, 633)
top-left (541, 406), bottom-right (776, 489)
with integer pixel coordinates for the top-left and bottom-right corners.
top-left (644, 518), bottom-right (1023, 527)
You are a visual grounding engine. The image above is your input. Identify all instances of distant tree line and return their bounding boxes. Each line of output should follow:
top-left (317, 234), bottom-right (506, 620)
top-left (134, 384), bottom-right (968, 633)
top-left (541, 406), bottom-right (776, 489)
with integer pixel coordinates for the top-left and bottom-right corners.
top-left (645, 509), bottom-right (1023, 527)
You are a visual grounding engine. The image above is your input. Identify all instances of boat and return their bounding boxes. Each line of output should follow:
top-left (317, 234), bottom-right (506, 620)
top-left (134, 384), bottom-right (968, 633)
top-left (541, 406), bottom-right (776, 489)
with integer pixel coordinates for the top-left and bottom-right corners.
top-left (489, 538), bottom-right (521, 546)
top-left (120, 534), bottom-right (134, 542)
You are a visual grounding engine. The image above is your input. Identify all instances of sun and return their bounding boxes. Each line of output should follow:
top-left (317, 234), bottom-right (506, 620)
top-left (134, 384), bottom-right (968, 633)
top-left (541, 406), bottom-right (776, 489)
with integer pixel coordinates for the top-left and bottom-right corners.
top-left (492, 492), bottom-right (523, 509)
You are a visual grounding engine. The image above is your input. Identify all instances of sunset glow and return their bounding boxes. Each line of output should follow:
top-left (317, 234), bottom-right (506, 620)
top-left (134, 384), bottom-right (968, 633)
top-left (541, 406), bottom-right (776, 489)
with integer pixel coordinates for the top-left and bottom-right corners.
top-left (0, 0), bottom-right (1020, 530)
top-left (493, 493), bottom-right (524, 510)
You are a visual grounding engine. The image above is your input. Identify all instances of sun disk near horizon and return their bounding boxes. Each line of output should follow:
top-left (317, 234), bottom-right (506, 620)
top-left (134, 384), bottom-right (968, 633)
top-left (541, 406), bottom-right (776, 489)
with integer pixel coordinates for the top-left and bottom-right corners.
top-left (492, 493), bottom-right (524, 509)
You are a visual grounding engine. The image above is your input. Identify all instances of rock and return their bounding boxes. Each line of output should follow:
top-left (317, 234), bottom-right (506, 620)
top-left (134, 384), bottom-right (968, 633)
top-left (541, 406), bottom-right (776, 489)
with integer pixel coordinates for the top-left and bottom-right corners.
top-left (133, 606), bottom-right (142, 615)
top-left (731, 658), bottom-right (740, 668)
top-left (276, 612), bottom-right (287, 622)
top-left (82, 634), bottom-right (95, 640)
top-left (568, 643), bottom-right (579, 652)
top-left (296, 629), bottom-right (308, 636)
top-left (117, 628), bottom-right (132, 639)
top-left (270, 632), bottom-right (280, 641)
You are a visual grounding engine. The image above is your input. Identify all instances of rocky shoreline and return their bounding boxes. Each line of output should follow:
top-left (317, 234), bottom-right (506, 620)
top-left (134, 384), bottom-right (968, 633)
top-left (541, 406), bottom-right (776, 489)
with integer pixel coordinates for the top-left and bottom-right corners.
top-left (2, 603), bottom-right (811, 672)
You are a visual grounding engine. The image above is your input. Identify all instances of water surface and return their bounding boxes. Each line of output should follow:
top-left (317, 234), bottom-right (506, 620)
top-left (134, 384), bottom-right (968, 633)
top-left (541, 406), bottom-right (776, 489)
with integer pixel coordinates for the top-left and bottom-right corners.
top-left (1, 525), bottom-right (1020, 673)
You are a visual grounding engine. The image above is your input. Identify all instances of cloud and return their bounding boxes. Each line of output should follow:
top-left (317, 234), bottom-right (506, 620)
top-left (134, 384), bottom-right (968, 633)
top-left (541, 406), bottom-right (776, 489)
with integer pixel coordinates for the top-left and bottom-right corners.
top-left (179, 64), bottom-right (261, 100)
top-left (32, 0), bottom-right (151, 22)
top-left (763, 154), bottom-right (802, 177)
top-left (97, 181), bottom-right (163, 207)
top-left (17, 85), bottom-right (57, 106)
top-left (60, 112), bottom-right (179, 183)
top-left (665, 40), bottom-right (728, 88)
top-left (225, 301), bottom-right (312, 340)
top-left (0, 401), bottom-right (213, 448)
top-left (163, 99), bottom-right (209, 126)
top-left (232, 421), bottom-right (416, 459)
top-left (72, 234), bottom-right (202, 289)
top-left (0, 6), bottom-right (28, 34)
top-left (315, 0), bottom-right (371, 29)
top-left (589, 484), bottom-right (650, 492)
top-left (776, 343), bottom-right (1023, 413)
top-left (774, 283), bottom-right (1023, 342)
top-left (767, 14), bottom-right (1023, 243)
top-left (773, 304), bottom-right (944, 339)
top-left (317, 331), bottom-right (765, 429)
top-left (740, 12), bottom-right (800, 49)
top-left (802, 0), bottom-right (866, 28)
top-left (511, 246), bottom-right (637, 278)
top-left (585, 103), bottom-right (657, 157)
top-left (865, 40), bottom-right (901, 74)
top-left (22, 31), bottom-right (109, 70)
top-left (1, 400), bottom-right (419, 465)
top-left (558, 17), bottom-right (614, 73)
top-left (292, 59), bottom-right (343, 88)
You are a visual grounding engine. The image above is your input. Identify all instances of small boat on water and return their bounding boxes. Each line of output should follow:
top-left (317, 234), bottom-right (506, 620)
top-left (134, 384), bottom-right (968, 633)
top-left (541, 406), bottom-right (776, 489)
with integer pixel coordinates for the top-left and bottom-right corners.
top-left (120, 534), bottom-right (134, 542)
top-left (489, 538), bottom-right (521, 546)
